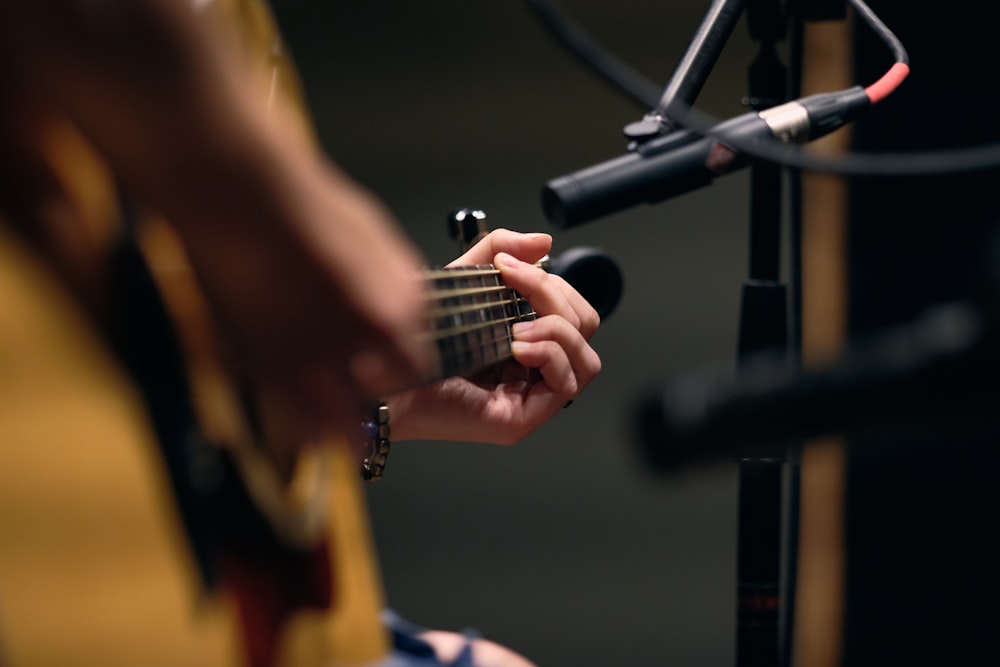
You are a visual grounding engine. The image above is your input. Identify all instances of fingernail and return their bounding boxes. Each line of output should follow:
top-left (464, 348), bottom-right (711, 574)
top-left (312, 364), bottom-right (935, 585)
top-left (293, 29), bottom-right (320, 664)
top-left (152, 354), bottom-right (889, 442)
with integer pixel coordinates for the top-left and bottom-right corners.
top-left (512, 320), bottom-right (535, 336)
top-left (494, 252), bottom-right (518, 269)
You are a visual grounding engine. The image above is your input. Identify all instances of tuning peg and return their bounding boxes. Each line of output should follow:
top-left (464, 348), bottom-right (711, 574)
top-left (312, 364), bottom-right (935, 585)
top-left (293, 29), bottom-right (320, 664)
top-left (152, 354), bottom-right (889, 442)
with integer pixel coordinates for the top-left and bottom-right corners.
top-left (447, 208), bottom-right (490, 253)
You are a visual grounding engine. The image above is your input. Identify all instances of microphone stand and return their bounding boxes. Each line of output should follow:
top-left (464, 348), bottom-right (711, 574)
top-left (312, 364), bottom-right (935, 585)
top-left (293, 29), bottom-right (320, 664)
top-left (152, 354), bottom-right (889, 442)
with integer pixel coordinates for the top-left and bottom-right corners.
top-left (641, 2), bottom-right (795, 666)
top-left (736, 3), bottom-right (791, 667)
top-left (530, 1), bottom-right (852, 663)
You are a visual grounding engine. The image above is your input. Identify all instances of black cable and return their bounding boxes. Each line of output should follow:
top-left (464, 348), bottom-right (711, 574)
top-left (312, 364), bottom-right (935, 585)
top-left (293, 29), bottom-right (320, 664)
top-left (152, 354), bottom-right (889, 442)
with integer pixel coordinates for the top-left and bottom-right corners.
top-left (849, 0), bottom-right (908, 65)
top-left (526, 0), bottom-right (1000, 177)
top-left (672, 105), bottom-right (1000, 177)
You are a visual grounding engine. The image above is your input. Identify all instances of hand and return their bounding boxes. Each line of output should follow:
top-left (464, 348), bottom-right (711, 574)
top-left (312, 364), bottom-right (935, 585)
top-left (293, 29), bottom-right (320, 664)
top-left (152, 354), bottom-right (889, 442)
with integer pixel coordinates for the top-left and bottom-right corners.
top-left (182, 163), bottom-right (440, 455)
top-left (387, 229), bottom-right (601, 444)
top-left (0, 0), bottom-right (441, 456)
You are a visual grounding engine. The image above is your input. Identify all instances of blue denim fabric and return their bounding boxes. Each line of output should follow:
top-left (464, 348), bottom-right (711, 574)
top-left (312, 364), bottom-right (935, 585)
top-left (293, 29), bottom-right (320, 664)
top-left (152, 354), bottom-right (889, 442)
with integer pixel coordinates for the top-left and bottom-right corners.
top-left (381, 610), bottom-right (478, 667)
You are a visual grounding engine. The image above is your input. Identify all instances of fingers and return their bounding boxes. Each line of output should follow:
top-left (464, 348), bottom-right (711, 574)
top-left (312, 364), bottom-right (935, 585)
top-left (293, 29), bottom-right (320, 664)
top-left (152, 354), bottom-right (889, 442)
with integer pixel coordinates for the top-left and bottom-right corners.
top-left (511, 316), bottom-right (602, 398)
top-left (446, 228), bottom-right (552, 268)
top-left (497, 249), bottom-right (602, 416)
top-left (495, 252), bottom-right (600, 341)
top-left (445, 229), bottom-right (600, 341)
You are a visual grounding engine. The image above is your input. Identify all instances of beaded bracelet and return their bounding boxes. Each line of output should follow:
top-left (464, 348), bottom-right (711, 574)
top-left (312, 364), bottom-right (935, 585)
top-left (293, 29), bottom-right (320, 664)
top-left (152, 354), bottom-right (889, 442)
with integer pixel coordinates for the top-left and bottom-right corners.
top-left (360, 401), bottom-right (391, 482)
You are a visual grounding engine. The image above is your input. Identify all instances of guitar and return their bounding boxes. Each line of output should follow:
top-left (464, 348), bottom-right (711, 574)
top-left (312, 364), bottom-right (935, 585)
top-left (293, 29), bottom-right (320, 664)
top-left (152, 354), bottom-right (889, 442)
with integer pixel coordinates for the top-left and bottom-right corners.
top-left (0, 2), bottom-right (609, 665)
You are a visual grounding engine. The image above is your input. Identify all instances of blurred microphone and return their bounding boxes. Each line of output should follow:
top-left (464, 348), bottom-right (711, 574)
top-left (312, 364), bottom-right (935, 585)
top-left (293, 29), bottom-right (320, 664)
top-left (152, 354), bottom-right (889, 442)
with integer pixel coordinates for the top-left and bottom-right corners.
top-left (543, 88), bottom-right (870, 228)
top-left (635, 300), bottom-right (1000, 471)
top-left (547, 245), bottom-right (623, 319)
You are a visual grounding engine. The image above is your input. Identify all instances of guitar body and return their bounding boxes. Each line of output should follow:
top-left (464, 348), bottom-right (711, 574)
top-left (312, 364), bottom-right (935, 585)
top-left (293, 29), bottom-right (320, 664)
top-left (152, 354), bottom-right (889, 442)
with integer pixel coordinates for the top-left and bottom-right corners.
top-left (0, 240), bottom-right (241, 665)
top-left (0, 1), bottom-right (390, 665)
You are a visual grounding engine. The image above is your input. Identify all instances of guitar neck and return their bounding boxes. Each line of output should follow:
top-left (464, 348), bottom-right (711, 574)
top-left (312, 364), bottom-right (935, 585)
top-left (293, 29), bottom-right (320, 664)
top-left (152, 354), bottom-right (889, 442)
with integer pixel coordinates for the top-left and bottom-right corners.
top-left (424, 264), bottom-right (536, 379)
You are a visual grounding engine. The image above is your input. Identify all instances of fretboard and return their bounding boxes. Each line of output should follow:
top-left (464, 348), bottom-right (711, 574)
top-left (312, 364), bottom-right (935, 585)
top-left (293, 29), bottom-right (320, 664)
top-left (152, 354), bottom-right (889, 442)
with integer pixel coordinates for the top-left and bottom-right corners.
top-left (424, 265), bottom-right (536, 378)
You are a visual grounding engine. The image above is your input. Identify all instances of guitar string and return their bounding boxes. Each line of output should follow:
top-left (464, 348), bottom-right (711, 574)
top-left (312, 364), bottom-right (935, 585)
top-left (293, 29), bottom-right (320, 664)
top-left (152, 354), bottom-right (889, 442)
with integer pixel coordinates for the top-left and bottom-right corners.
top-left (435, 322), bottom-right (534, 376)
top-left (427, 310), bottom-right (535, 341)
top-left (437, 330), bottom-right (518, 375)
top-left (424, 284), bottom-right (535, 338)
top-left (427, 290), bottom-right (526, 320)
top-left (426, 283), bottom-right (513, 305)
top-left (424, 274), bottom-right (537, 375)
top-left (424, 260), bottom-right (547, 280)
top-left (423, 266), bottom-right (503, 280)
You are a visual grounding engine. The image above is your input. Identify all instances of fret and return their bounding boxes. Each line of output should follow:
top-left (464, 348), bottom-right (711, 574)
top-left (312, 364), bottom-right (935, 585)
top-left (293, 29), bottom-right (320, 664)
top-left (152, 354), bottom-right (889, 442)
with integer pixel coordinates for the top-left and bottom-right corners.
top-left (425, 265), bottom-right (536, 379)
top-left (482, 268), bottom-right (507, 369)
top-left (477, 270), bottom-right (489, 370)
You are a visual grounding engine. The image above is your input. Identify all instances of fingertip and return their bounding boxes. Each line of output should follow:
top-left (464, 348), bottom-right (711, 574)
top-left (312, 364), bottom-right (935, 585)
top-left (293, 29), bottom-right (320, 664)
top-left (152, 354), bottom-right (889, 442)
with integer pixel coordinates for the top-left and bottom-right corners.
top-left (493, 251), bottom-right (519, 270)
top-left (510, 339), bottom-right (542, 367)
top-left (522, 232), bottom-right (553, 257)
top-left (524, 231), bottom-right (552, 244)
top-left (510, 339), bottom-right (531, 357)
top-left (493, 229), bottom-right (551, 261)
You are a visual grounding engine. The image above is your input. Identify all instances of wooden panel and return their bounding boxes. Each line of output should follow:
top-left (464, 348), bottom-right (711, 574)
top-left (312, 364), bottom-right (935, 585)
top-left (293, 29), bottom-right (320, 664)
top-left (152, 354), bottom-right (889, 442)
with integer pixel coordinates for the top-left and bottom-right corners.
top-left (792, 15), bottom-right (852, 667)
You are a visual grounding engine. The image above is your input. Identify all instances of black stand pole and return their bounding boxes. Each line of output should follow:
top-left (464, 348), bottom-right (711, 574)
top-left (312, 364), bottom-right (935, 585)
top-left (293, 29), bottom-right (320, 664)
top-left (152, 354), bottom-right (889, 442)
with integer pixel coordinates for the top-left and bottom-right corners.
top-left (593, 0), bottom-right (812, 662)
top-left (734, 3), bottom-right (791, 667)
top-left (636, 1), bottom-right (796, 664)
top-left (650, 2), bottom-right (796, 664)
top-left (650, 2), bottom-right (796, 666)
top-left (625, 0), bottom-right (747, 144)
top-left (655, 0), bottom-right (747, 117)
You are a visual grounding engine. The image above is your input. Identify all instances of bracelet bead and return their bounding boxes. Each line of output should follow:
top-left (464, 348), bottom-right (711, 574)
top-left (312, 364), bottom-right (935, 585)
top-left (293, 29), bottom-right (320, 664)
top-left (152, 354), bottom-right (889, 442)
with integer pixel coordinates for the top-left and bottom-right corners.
top-left (360, 402), bottom-right (391, 482)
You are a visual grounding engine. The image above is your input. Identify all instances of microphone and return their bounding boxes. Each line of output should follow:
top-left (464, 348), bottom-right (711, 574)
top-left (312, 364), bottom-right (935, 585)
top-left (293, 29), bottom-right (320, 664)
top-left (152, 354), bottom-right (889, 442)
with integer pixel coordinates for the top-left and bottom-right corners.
top-left (546, 245), bottom-right (623, 319)
top-left (635, 300), bottom-right (1000, 471)
top-left (543, 87), bottom-right (871, 228)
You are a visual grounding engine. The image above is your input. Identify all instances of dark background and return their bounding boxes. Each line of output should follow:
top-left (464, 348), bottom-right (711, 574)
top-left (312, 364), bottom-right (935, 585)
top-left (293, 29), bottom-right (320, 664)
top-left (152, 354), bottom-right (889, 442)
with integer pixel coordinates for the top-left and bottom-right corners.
top-left (843, 2), bottom-right (1000, 666)
top-left (270, 3), bottom-right (756, 665)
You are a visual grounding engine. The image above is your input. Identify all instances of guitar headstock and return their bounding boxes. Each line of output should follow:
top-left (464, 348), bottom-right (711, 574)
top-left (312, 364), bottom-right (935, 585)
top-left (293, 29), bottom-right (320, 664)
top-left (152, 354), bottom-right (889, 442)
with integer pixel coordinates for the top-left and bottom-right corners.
top-left (447, 207), bottom-right (491, 254)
